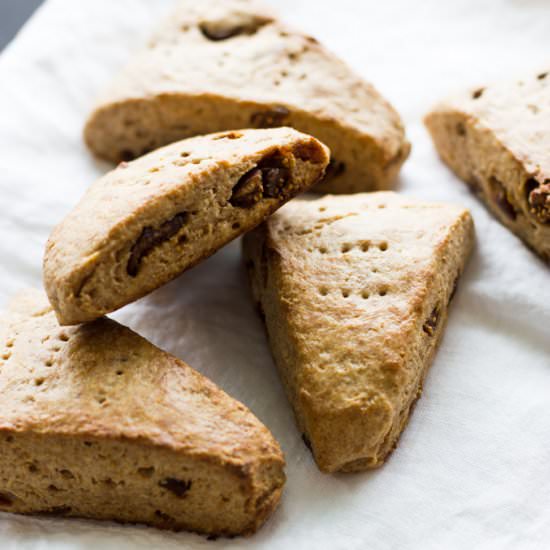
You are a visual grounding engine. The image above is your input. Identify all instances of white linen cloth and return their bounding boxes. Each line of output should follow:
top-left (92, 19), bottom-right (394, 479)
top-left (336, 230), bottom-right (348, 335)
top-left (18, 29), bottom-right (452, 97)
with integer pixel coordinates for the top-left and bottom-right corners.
top-left (0, 1), bottom-right (549, 548)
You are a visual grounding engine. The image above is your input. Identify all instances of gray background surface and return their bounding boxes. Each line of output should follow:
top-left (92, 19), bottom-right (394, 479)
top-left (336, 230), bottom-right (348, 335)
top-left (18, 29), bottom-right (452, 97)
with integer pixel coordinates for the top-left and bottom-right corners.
top-left (0, 0), bottom-right (43, 50)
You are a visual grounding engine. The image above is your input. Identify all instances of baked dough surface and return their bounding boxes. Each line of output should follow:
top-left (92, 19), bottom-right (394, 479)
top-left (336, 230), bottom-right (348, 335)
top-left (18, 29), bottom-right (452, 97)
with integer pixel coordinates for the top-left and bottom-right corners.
top-left (243, 192), bottom-right (474, 472)
top-left (0, 289), bottom-right (285, 536)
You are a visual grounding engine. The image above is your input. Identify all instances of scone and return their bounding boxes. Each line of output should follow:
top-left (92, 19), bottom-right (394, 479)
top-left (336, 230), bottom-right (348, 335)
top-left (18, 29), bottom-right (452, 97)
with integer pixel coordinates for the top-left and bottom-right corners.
top-left (425, 69), bottom-right (550, 261)
top-left (83, 0), bottom-right (409, 194)
top-left (44, 127), bottom-right (329, 325)
top-left (243, 192), bottom-right (474, 473)
top-left (0, 289), bottom-right (285, 536)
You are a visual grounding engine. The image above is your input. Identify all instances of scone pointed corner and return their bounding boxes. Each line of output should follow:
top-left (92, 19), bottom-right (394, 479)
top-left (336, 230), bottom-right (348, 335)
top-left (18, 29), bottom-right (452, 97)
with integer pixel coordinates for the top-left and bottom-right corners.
top-left (83, 0), bottom-right (407, 194)
top-left (43, 127), bottom-right (329, 326)
top-left (243, 192), bottom-right (474, 473)
top-left (425, 70), bottom-right (550, 262)
top-left (0, 290), bottom-right (285, 536)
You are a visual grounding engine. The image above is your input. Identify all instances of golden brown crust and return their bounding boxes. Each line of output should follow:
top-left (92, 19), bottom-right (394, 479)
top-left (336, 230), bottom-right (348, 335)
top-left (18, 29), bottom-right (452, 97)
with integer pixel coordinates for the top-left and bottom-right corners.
top-left (425, 69), bottom-right (550, 261)
top-left (243, 192), bottom-right (474, 473)
top-left (83, 0), bottom-right (409, 194)
top-left (43, 127), bottom-right (329, 325)
top-left (0, 290), bottom-right (285, 536)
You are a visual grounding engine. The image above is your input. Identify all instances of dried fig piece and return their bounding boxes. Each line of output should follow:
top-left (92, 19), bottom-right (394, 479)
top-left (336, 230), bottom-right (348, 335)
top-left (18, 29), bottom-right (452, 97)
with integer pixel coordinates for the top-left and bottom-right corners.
top-left (230, 153), bottom-right (291, 208)
top-left (250, 106), bottom-right (290, 128)
top-left (199, 16), bottom-right (269, 41)
top-left (127, 212), bottom-right (188, 277)
top-left (230, 168), bottom-right (263, 208)
top-left (525, 179), bottom-right (550, 224)
top-left (199, 22), bottom-right (245, 41)
top-left (159, 478), bottom-right (192, 498)
top-left (258, 153), bottom-right (291, 198)
top-left (488, 177), bottom-right (517, 221)
top-left (422, 307), bottom-right (440, 336)
top-left (261, 166), bottom-right (289, 198)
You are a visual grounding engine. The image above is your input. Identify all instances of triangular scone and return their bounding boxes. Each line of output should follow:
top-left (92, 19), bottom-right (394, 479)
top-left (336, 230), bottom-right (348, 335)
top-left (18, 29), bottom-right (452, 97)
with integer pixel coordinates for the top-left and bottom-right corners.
top-left (44, 127), bottom-right (328, 325)
top-left (83, 0), bottom-right (409, 194)
top-left (425, 70), bottom-right (550, 261)
top-left (0, 290), bottom-right (284, 536)
top-left (243, 192), bottom-right (474, 473)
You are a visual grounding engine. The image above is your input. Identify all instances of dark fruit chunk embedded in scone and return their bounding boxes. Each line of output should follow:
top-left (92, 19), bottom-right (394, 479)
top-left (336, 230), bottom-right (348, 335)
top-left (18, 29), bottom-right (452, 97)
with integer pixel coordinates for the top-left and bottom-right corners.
top-left (127, 212), bottom-right (189, 277)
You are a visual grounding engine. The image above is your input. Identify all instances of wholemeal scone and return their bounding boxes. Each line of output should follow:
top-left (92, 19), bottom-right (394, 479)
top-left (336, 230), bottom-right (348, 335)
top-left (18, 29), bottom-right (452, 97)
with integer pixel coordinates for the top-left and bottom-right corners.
top-left (44, 127), bottom-right (329, 325)
top-left (425, 69), bottom-right (550, 261)
top-left (0, 289), bottom-right (285, 536)
top-left (243, 192), bottom-right (474, 473)
top-left (83, 0), bottom-right (409, 194)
